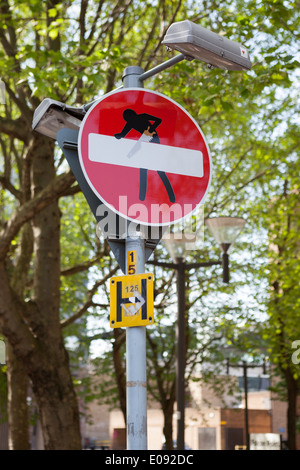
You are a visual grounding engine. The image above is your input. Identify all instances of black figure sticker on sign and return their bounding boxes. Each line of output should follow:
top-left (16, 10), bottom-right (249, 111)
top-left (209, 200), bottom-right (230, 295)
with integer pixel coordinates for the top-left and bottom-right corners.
top-left (114, 109), bottom-right (176, 203)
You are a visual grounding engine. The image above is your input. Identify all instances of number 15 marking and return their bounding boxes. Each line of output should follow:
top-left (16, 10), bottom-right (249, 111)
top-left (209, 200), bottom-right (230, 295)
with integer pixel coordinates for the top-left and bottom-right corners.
top-left (127, 250), bottom-right (137, 275)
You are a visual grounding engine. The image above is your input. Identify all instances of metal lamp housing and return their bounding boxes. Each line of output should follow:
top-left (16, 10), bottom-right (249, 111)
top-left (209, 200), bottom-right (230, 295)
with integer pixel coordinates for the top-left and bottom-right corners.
top-left (163, 232), bottom-right (197, 262)
top-left (32, 98), bottom-right (85, 140)
top-left (162, 20), bottom-right (252, 71)
top-left (205, 216), bottom-right (246, 253)
top-left (205, 216), bottom-right (246, 283)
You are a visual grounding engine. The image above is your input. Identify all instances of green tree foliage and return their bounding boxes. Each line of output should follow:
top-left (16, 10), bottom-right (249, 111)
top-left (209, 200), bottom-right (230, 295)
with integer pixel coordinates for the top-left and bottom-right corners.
top-left (0, 0), bottom-right (299, 450)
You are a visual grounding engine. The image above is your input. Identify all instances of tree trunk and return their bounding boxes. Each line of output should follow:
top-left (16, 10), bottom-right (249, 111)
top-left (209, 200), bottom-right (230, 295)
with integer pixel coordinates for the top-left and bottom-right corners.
top-left (0, 136), bottom-right (82, 450)
top-left (28, 342), bottom-right (81, 450)
top-left (6, 343), bottom-right (30, 450)
top-left (7, 223), bottom-right (33, 450)
top-left (162, 399), bottom-right (175, 450)
top-left (113, 328), bottom-right (126, 423)
top-left (27, 136), bottom-right (81, 449)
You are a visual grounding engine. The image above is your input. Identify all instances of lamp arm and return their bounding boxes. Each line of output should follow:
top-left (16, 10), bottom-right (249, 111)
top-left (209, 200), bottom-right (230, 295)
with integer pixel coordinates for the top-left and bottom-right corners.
top-left (139, 53), bottom-right (186, 82)
top-left (147, 259), bottom-right (222, 270)
top-left (147, 260), bottom-right (177, 269)
top-left (185, 260), bottom-right (222, 270)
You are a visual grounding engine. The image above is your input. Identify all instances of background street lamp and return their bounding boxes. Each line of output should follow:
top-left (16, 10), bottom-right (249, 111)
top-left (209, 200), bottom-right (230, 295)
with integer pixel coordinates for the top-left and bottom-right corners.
top-left (205, 216), bottom-right (246, 283)
top-left (226, 359), bottom-right (267, 450)
top-left (149, 216), bottom-right (246, 449)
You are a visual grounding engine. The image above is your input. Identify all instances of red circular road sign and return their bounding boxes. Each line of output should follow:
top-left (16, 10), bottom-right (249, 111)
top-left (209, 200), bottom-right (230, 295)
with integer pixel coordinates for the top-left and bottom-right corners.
top-left (78, 88), bottom-right (211, 226)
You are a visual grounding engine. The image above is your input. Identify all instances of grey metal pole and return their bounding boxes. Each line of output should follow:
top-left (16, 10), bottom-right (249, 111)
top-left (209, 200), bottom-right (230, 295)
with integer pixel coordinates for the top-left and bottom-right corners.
top-left (122, 66), bottom-right (148, 450)
top-left (122, 66), bottom-right (145, 88)
top-left (125, 233), bottom-right (147, 450)
top-left (176, 257), bottom-right (186, 450)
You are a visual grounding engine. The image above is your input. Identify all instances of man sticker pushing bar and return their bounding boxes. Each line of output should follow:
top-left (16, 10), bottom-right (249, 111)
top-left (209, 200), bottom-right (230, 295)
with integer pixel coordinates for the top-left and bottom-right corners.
top-left (114, 109), bottom-right (176, 202)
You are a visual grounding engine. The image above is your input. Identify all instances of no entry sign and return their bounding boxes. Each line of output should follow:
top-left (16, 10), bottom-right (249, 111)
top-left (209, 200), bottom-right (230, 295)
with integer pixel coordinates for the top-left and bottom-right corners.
top-left (78, 88), bottom-right (211, 226)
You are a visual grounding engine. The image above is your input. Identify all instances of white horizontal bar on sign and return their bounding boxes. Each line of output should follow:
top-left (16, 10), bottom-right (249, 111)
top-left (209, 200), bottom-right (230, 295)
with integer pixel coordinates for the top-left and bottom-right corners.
top-left (88, 133), bottom-right (203, 178)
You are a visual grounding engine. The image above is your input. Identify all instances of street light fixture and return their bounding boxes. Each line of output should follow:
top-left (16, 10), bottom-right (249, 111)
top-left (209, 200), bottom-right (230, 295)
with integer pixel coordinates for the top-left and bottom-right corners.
top-left (162, 232), bottom-right (197, 451)
top-left (163, 232), bottom-right (197, 262)
top-left (32, 98), bottom-right (95, 140)
top-left (205, 216), bottom-right (246, 283)
top-left (162, 20), bottom-right (251, 71)
top-left (226, 358), bottom-right (267, 450)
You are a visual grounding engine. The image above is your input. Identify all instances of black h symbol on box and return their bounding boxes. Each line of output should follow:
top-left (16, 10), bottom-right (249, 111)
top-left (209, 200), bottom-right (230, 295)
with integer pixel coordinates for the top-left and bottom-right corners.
top-left (116, 279), bottom-right (147, 323)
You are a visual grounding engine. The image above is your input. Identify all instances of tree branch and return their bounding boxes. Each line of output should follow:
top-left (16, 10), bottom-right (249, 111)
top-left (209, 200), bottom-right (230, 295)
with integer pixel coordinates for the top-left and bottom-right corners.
top-left (0, 176), bottom-right (21, 200)
top-left (60, 265), bottom-right (118, 328)
top-left (0, 261), bottom-right (36, 359)
top-left (0, 169), bottom-right (75, 261)
top-left (0, 116), bottom-right (29, 143)
top-left (61, 255), bottom-right (103, 277)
